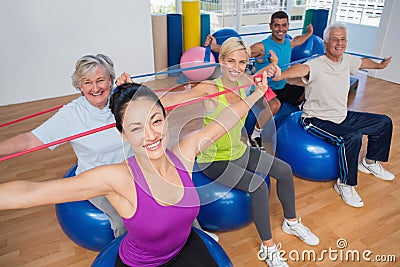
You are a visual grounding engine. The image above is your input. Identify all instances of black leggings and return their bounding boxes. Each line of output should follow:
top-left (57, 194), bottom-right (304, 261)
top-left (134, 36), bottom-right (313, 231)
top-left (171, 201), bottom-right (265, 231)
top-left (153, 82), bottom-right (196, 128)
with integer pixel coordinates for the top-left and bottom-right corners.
top-left (274, 83), bottom-right (305, 106)
top-left (115, 229), bottom-right (218, 267)
top-left (197, 147), bottom-right (296, 241)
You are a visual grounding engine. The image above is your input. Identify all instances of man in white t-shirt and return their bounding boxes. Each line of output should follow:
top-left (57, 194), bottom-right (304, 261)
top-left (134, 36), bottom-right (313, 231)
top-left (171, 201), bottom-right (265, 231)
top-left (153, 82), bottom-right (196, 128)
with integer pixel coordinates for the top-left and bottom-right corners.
top-left (0, 54), bottom-right (131, 237)
top-left (273, 22), bottom-right (394, 208)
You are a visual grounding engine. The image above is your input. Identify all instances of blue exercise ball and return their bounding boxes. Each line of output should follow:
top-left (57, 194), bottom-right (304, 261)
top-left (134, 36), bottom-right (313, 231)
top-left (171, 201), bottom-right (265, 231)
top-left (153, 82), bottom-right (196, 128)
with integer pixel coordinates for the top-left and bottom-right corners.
top-left (91, 229), bottom-right (233, 267)
top-left (193, 167), bottom-right (251, 231)
top-left (275, 111), bottom-right (338, 181)
top-left (192, 227), bottom-right (233, 267)
top-left (244, 101), bottom-right (298, 149)
top-left (244, 98), bottom-right (299, 135)
top-left (273, 102), bottom-right (300, 126)
top-left (55, 164), bottom-right (114, 251)
top-left (244, 97), bottom-right (264, 136)
top-left (244, 102), bottom-right (300, 135)
top-left (243, 96), bottom-right (278, 135)
top-left (260, 119), bottom-right (277, 153)
top-left (91, 233), bottom-right (125, 266)
top-left (193, 163), bottom-right (270, 231)
top-left (291, 34), bottom-right (325, 62)
top-left (212, 28), bottom-right (241, 62)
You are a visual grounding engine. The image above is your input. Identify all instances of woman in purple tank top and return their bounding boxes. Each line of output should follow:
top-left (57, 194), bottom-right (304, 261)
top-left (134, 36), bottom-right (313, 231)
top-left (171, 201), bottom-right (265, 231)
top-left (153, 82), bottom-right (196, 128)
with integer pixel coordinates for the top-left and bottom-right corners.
top-left (0, 76), bottom-right (273, 266)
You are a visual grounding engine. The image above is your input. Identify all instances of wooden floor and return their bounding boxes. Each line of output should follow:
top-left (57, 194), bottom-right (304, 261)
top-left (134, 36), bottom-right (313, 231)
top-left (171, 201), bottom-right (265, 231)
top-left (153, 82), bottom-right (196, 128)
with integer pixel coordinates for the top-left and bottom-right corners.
top-left (0, 72), bottom-right (399, 266)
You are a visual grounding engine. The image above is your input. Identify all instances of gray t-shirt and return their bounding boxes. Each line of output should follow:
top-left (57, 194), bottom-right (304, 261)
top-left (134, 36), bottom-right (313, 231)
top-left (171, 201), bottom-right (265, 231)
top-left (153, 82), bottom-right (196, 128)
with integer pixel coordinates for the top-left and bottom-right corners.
top-left (32, 96), bottom-right (132, 174)
top-left (301, 54), bottom-right (362, 124)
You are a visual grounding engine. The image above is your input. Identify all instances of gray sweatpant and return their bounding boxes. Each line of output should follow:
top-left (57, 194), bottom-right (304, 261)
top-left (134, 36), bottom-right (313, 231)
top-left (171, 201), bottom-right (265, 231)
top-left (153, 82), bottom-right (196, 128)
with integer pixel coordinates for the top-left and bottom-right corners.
top-left (89, 196), bottom-right (127, 237)
top-left (197, 147), bottom-right (296, 241)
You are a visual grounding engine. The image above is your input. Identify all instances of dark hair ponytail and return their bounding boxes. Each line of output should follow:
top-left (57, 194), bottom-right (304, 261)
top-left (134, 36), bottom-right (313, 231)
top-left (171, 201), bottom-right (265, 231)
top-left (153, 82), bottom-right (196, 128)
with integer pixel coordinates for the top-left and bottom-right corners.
top-left (110, 82), bottom-right (166, 132)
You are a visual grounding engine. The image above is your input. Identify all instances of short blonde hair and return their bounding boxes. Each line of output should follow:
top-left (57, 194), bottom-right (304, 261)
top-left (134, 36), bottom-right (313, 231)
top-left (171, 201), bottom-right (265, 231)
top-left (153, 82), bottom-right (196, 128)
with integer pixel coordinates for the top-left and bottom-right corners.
top-left (219, 37), bottom-right (251, 61)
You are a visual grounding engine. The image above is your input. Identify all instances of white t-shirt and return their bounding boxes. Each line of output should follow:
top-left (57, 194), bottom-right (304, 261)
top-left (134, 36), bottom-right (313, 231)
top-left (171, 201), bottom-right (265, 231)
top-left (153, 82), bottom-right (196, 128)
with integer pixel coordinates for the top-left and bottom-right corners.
top-left (32, 96), bottom-right (133, 175)
top-left (301, 54), bottom-right (362, 124)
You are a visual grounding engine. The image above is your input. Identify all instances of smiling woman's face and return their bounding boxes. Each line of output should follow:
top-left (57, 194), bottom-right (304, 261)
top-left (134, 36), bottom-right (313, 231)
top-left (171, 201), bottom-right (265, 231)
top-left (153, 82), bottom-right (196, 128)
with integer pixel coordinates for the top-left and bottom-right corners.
top-left (220, 49), bottom-right (248, 82)
top-left (122, 98), bottom-right (169, 160)
top-left (80, 66), bottom-right (112, 109)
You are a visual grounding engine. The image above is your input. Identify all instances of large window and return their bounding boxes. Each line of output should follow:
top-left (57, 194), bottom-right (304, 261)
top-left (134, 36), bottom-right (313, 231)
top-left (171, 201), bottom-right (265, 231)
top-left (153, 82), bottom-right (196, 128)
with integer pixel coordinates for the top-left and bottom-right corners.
top-left (149, 0), bottom-right (385, 29)
top-left (150, 0), bottom-right (175, 14)
top-left (201, 0), bottom-right (286, 30)
top-left (306, 0), bottom-right (385, 26)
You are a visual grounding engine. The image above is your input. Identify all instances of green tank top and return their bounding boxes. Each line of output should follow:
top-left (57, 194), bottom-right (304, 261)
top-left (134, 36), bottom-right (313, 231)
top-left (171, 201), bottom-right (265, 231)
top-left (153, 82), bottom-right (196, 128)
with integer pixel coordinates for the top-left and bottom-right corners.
top-left (196, 78), bottom-right (247, 163)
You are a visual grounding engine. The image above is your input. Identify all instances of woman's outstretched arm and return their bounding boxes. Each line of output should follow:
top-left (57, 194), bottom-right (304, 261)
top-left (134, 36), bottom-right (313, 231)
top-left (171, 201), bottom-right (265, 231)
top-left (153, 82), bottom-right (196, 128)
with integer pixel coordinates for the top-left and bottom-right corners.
top-left (0, 164), bottom-right (124, 210)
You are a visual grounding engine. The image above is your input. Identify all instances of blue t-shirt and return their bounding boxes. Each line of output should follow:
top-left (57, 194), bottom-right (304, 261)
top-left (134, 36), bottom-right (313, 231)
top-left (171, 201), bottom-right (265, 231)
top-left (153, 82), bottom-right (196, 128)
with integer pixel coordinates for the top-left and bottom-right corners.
top-left (254, 36), bottom-right (292, 90)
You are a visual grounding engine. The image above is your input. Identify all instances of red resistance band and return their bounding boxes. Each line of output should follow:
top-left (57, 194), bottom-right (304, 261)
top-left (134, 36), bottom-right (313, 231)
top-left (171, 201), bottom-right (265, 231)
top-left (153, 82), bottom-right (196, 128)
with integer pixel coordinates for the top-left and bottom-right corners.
top-left (0, 105), bottom-right (64, 128)
top-left (0, 80), bottom-right (271, 162)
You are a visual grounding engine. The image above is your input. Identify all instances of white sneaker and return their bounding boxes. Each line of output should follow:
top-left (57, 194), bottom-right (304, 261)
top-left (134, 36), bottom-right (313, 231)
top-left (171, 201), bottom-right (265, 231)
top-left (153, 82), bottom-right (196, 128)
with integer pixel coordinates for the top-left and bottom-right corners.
top-left (257, 244), bottom-right (288, 267)
top-left (281, 218), bottom-right (319, 246)
top-left (333, 179), bottom-right (364, 208)
top-left (358, 158), bottom-right (395, 181)
top-left (203, 230), bottom-right (219, 242)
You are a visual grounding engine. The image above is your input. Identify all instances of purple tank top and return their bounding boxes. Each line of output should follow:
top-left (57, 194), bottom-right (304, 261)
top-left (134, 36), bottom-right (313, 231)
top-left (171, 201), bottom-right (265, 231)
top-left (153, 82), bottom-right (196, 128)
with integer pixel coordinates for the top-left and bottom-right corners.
top-left (119, 150), bottom-right (200, 266)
